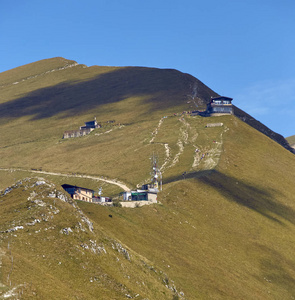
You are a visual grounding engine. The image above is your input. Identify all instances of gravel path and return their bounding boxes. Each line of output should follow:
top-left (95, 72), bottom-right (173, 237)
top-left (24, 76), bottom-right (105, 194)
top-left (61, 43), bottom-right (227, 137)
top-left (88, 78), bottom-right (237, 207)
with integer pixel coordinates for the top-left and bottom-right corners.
top-left (0, 168), bottom-right (130, 191)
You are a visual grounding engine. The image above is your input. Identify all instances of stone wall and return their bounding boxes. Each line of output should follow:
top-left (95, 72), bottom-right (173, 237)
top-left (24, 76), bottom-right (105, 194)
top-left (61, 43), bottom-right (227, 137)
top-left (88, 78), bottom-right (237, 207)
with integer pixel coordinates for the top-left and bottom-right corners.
top-left (120, 200), bottom-right (156, 208)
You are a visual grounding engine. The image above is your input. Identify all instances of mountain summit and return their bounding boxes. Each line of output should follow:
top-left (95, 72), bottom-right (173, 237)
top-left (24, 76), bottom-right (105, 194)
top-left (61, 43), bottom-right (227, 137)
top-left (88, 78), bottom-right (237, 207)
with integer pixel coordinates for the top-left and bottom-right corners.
top-left (0, 57), bottom-right (292, 153)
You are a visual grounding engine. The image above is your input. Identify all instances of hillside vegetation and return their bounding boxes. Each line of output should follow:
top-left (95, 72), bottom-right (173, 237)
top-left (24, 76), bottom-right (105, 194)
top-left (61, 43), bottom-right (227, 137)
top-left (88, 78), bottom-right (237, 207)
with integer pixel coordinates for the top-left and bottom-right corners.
top-left (1, 58), bottom-right (295, 299)
top-left (0, 178), bottom-right (180, 299)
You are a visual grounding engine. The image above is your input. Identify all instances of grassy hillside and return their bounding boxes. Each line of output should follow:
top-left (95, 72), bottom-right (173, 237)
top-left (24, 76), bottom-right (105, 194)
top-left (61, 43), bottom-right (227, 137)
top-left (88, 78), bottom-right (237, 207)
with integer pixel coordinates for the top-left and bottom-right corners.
top-left (0, 58), bottom-right (216, 179)
top-left (1, 58), bottom-right (295, 299)
top-left (78, 116), bottom-right (295, 299)
top-left (0, 178), bottom-right (181, 299)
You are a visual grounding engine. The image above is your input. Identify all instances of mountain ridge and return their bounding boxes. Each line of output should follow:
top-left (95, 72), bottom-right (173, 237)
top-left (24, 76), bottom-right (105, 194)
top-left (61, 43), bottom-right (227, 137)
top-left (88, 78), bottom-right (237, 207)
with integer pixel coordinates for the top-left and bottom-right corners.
top-left (1, 57), bottom-right (292, 154)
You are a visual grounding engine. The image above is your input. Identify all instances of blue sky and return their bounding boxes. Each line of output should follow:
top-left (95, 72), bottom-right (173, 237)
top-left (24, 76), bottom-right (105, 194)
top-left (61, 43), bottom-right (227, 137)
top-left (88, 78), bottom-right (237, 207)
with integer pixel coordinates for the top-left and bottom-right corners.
top-left (1, 0), bottom-right (294, 137)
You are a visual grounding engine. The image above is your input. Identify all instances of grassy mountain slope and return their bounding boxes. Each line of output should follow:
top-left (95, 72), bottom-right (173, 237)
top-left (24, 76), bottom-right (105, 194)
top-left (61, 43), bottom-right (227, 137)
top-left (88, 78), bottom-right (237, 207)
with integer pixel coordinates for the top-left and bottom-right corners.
top-left (0, 178), bottom-right (180, 299)
top-left (0, 57), bottom-right (292, 154)
top-left (78, 116), bottom-right (295, 299)
top-left (1, 58), bottom-right (295, 299)
top-left (0, 58), bottom-right (216, 180)
top-left (233, 106), bottom-right (294, 153)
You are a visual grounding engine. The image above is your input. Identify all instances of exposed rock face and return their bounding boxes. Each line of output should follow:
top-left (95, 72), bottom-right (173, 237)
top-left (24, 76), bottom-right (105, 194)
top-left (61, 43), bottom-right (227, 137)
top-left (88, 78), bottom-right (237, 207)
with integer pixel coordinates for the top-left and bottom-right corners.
top-left (0, 177), bottom-right (94, 235)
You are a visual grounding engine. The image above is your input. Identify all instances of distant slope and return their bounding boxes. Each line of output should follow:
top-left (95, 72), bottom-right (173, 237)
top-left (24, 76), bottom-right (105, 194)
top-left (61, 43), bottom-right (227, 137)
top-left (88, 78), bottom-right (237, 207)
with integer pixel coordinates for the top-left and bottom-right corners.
top-left (286, 135), bottom-right (295, 148)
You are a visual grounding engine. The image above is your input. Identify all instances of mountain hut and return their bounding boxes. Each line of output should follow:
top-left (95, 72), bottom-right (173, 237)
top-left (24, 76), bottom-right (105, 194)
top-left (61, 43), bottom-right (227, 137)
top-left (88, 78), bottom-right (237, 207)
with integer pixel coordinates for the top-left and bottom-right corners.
top-left (207, 96), bottom-right (233, 115)
top-left (191, 96), bottom-right (233, 116)
top-left (80, 117), bottom-right (100, 130)
top-left (62, 184), bottom-right (94, 202)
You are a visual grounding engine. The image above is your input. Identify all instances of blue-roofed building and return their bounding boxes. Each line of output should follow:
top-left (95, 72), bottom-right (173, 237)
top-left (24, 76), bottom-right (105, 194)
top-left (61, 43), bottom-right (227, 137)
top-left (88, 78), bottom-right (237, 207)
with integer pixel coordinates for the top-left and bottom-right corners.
top-left (63, 117), bottom-right (101, 139)
top-left (80, 117), bottom-right (100, 130)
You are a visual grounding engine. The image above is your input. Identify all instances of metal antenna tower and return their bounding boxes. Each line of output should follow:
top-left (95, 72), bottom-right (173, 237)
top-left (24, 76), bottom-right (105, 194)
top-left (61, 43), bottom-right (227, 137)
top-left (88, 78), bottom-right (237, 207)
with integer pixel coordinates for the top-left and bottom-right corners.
top-left (151, 152), bottom-right (162, 191)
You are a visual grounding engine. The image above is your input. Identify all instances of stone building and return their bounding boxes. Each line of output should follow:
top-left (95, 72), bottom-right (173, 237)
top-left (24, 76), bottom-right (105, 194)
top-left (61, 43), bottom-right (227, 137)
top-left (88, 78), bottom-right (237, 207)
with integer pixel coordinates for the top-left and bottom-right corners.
top-left (63, 118), bottom-right (100, 139)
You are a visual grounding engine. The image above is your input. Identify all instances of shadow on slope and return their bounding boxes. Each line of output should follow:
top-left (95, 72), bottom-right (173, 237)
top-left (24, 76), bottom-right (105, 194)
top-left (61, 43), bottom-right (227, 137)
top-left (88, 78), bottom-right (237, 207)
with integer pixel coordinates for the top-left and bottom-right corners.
top-left (0, 67), bottom-right (217, 121)
top-left (164, 170), bottom-right (295, 225)
top-left (256, 245), bottom-right (295, 295)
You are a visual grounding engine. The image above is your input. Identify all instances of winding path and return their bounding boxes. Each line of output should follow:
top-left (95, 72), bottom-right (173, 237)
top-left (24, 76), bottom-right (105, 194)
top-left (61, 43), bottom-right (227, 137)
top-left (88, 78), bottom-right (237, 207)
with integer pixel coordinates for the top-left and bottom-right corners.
top-left (0, 168), bottom-right (130, 192)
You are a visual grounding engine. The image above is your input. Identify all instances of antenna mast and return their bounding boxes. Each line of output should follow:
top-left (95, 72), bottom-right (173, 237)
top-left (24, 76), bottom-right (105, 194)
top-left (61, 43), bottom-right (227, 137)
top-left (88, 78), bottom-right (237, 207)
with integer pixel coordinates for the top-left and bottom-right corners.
top-left (151, 153), bottom-right (162, 191)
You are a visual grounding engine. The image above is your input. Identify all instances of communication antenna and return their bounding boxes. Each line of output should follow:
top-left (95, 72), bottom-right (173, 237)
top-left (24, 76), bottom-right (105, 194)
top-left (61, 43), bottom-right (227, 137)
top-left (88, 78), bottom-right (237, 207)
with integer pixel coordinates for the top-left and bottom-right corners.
top-left (98, 187), bottom-right (103, 197)
top-left (151, 152), bottom-right (162, 191)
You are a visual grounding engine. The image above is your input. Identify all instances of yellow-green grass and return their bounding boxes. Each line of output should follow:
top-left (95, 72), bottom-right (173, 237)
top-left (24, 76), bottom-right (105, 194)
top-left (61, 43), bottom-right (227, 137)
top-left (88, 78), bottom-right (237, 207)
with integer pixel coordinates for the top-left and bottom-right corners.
top-left (77, 117), bottom-right (295, 299)
top-left (0, 57), bottom-right (209, 187)
top-left (1, 57), bottom-right (295, 299)
top-left (0, 114), bottom-right (226, 189)
top-left (1, 109), bottom-right (295, 298)
top-left (0, 179), bottom-right (180, 299)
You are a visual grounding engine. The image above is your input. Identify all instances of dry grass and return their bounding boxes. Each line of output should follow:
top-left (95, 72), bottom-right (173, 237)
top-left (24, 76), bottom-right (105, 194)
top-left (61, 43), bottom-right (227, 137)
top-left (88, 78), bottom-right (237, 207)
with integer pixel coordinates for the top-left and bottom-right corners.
top-left (0, 178), bottom-right (179, 299)
top-left (77, 117), bottom-right (295, 299)
top-left (1, 58), bottom-right (295, 299)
